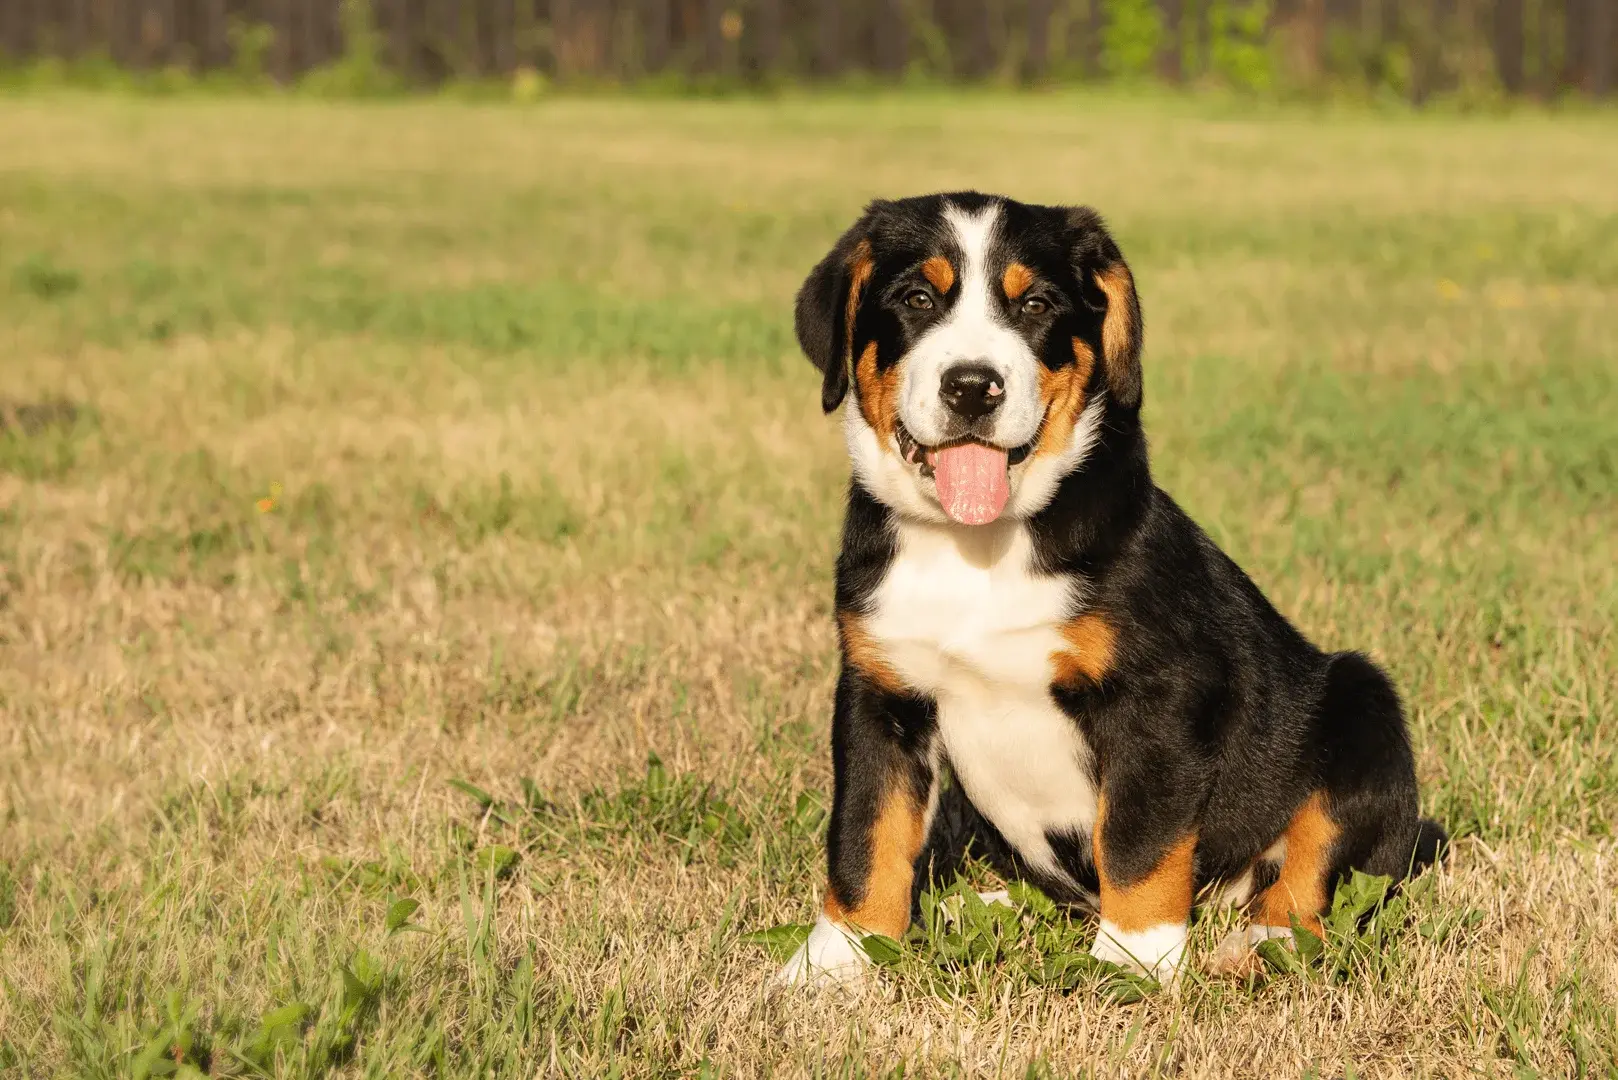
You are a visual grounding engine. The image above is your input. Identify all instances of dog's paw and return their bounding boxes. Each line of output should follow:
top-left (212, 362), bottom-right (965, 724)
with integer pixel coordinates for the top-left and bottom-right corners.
top-left (1089, 920), bottom-right (1187, 985)
top-left (772, 915), bottom-right (870, 990)
top-left (1208, 924), bottom-right (1294, 978)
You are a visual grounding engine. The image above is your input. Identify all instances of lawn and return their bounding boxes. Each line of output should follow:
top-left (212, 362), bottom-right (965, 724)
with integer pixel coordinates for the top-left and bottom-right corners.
top-left (0, 92), bottom-right (1615, 1078)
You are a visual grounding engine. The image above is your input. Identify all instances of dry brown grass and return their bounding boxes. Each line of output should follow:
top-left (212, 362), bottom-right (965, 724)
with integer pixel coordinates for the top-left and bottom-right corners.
top-left (0, 94), bottom-right (1614, 1077)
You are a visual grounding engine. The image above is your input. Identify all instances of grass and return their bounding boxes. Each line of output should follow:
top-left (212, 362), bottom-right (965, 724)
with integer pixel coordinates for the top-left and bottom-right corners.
top-left (0, 91), bottom-right (1615, 1077)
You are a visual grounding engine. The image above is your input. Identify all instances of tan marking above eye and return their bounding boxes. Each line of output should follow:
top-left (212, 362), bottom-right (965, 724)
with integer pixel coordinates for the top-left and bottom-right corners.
top-left (1003, 262), bottom-right (1035, 301)
top-left (921, 255), bottom-right (955, 294)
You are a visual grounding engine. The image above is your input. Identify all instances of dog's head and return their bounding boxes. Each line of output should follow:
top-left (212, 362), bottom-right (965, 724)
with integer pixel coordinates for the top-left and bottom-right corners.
top-left (796, 193), bottom-right (1143, 526)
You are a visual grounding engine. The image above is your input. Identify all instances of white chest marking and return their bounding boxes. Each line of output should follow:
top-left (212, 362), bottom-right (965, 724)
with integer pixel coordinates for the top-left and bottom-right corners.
top-left (865, 518), bottom-right (1098, 880)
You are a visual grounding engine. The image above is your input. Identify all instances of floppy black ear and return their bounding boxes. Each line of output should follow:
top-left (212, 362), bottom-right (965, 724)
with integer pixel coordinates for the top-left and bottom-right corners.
top-left (795, 207), bottom-right (881, 414)
top-left (1067, 207), bottom-right (1144, 412)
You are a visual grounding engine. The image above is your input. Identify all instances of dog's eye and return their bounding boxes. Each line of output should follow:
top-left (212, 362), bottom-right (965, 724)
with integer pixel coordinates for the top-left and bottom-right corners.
top-left (1021, 297), bottom-right (1049, 316)
top-left (904, 290), bottom-right (934, 311)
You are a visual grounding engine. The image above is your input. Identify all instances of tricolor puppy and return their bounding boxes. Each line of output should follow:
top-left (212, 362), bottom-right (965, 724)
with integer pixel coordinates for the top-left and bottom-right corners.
top-left (777, 192), bottom-right (1446, 987)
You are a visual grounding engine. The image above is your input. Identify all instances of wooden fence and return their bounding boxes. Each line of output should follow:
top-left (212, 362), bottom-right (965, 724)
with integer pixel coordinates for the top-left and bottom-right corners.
top-left (1, 0), bottom-right (1613, 98)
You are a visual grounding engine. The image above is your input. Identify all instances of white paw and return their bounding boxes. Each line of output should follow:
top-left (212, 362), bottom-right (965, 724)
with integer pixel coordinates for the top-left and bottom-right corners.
top-left (1209, 923), bottom-right (1293, 976)
top-left (975, 889), bottom-right (1012, 906)
top-left (1089, 919), bottom-right (1187, 985)
top-left (772, 915), bottom-right (870, 989)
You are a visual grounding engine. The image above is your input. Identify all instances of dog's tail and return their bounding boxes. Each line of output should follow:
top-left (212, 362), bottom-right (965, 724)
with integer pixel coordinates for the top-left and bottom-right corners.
top-left (1408, 816), bottom-right (1450, 878)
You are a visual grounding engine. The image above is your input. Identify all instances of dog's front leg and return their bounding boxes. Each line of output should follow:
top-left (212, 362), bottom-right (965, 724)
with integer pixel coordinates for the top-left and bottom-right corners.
top-left (775, 669), bottom-right (937, 989)
top-left (1088, 767), bottom-right (1199, 985)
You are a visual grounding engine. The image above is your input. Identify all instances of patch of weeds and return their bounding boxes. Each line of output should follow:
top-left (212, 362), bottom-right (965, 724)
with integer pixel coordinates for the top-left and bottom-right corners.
top-left (310, 948), bottom-right (386, 1068)
top-left (0, 398), bottom-right (96, 480)
top-left (743, 877), bottom-right (1156, 1003)
top-left (745, 869), bottom-right (1470, 1003)
top-left (320, 845), bottom-right (424, 896)
top-left (12, 253), bottom-right (81, 299)
top-left (479, 650), bottom-right (627, 726)
top-left (415, 471), bottom-right (581, 549)
top-left (1253, 870), bottom-right (1479, 986)
top-left (230, 1001), bottom-right (314, 1074)
top-left (148, 777), bottom-right (279, 846)
top-left (1554, 959), bottom-right (1618, 1077)
top-left (108, 520), bottom-right (261, 585)
top-left (450, 753), bottom-right (753, 867)
top-left (114, 903), bottom-right (404, 1077)
top-left (127, 992), bottom-right (216, 1079)
top-left (106, 451), bottom-right (334, 585)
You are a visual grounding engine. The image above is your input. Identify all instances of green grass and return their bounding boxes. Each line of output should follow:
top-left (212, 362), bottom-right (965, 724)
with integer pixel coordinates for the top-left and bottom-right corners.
top-left (0, 93), bottom-right (1615, 1077)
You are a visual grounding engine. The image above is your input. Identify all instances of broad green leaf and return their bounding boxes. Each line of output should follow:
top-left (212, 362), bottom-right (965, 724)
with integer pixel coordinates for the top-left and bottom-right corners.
top-left (1099, 975), bottom-right (1154, 1004)
top-left (1332, 870), bottom-right (1392, 923)
top-left (1256, 937), bottom-right (1303, 975)
top-left (859, 933), bottom-right (903, 965)
top-left (447, 778), bottom-right (496, 808)
top-left (1290, 917), bottom-right (1325, 966)
top-left (258, 1002), bottom-right (312, 1030)
top-left (1006, 880), bottom-right (1057, 919)
top-left (131, 1027), bottom-right (181, 1080)
top-left (739, 923), bottom-right (812, 962)
top-left (385, 897), bottom-right (421, 933)
top-left (340, 964), bottom-right (369, 1008)
top-left (1038, 951), bottom-right (1113, 991)
top-left (474, 845), bottom-right (519, 877)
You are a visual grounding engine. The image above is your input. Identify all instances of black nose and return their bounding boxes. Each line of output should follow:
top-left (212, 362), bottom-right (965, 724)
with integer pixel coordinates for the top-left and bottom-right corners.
top-left (939, 363), bottom-right (1005, 420)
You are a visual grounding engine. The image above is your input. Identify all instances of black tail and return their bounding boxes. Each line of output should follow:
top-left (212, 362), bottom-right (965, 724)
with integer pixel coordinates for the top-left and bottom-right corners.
top-left (1410, 816), bottom-right (1450, 878)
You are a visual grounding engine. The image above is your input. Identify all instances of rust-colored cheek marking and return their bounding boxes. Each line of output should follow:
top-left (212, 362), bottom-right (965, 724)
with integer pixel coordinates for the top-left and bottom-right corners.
top-left (837, 610), bottom-right (905, 695)
top-left (1002, 262), bottom-right (1034, 300)
top-left (1095, 263), bottom-right (1137, 390)
top-left (1254, 793), bottom-right (1340, 934)
top-left (824, 783), bottom-right (926, 939)
top-left (853, 341), bottom-right (901, 443)
top-left (1034, 338), bottom-right (1098, 458)
top-left (921, 255), bottom-right (955, 294)
top-left (1050, 611), bottom-right (1115, 687)
top-left (1094, 795), bottom-right (1197, 932)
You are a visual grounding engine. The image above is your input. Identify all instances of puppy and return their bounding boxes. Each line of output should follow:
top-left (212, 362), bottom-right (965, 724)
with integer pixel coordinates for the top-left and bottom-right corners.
top-left (777, 192), bottom-right (1445, 987)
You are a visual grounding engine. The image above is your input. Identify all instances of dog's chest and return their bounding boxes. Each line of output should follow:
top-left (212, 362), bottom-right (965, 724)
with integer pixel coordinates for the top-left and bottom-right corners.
top-left (864, 521), bottom-right (1098, 878)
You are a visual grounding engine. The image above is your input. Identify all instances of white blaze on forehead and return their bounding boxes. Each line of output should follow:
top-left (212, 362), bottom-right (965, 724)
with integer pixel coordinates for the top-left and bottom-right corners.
top-left (897, 201), bottom-right (1044, 450)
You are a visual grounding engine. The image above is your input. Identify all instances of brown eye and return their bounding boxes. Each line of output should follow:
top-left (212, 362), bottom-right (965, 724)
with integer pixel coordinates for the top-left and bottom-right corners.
top-left (1022, 297), bottom-right (1049, 316)
top-left (905, 289), bottom-right (934, 311)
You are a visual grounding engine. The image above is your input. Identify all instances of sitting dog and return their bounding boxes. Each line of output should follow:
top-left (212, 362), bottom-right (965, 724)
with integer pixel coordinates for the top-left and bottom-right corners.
top-left (777, 192), bottom-right (1446, 987)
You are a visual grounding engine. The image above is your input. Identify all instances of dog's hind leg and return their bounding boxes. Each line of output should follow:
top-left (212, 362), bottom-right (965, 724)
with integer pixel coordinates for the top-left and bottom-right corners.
top-left (1211, 652), bottom-right (1446, 976)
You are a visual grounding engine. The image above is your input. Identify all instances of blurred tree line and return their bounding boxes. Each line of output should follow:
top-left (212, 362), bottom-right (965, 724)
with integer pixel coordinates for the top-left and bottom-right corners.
top-left (1, 0), bottom-right (1612, 101)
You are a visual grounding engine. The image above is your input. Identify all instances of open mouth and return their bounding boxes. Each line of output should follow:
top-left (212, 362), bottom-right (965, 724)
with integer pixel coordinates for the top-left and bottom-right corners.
top-left (896, 422), bottom-right (1035, 526)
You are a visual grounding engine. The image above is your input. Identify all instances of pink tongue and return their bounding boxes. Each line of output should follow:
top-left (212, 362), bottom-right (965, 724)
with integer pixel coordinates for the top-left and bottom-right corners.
top-left (930, 443), bottom-right (1010, 525)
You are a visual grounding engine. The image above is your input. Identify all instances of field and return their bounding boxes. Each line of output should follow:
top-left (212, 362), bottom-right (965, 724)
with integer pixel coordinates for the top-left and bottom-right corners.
top-left (1, 93), bottom-right (1615, 1078)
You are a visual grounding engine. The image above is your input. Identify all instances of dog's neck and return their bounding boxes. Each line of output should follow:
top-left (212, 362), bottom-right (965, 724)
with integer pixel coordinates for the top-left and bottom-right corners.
top-left (1024, 407), bottom-right (1151, 577)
